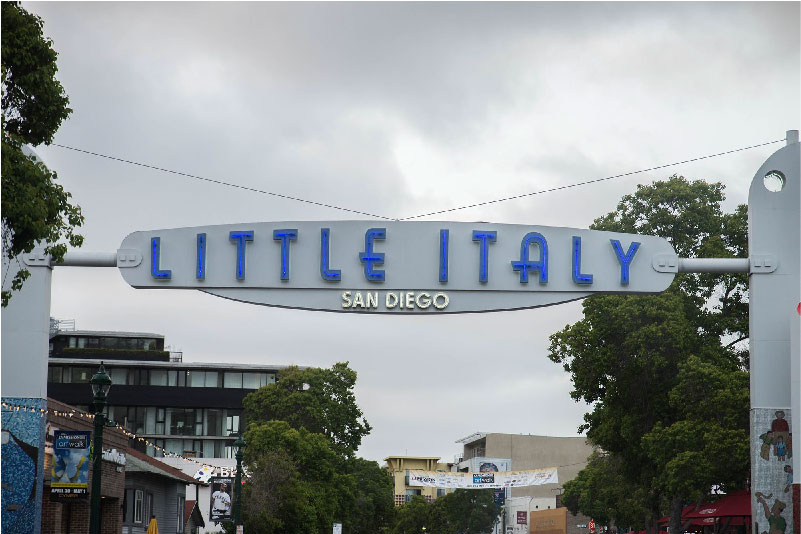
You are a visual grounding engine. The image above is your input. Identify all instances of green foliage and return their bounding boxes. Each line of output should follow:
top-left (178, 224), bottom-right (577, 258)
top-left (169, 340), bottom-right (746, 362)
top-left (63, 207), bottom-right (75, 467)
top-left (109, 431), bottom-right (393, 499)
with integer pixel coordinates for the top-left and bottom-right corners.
top-left (391, 490), bottom-right (500, 534)
top-left (2, 2), bottom-right (82, 306)
top-left (549, 176), bottom-right (750, 531)
top-left (241, 363), bottom-right (392, 533)
top-left (243, 362), bottom-right (372, 458)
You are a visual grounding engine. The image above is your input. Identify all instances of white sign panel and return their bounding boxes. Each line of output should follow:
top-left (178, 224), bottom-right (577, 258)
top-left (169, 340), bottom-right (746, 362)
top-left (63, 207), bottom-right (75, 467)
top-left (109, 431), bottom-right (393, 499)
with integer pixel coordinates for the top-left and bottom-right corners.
top-left (118, 221), bottom-right (676, 313)
top-left (407, 467), bottom-right (558, 488)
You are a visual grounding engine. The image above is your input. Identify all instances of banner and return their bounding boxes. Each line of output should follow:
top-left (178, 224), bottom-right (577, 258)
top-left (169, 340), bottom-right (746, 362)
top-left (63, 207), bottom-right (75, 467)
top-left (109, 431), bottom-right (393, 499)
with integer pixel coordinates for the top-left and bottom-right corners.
top-left (209, 477), bottom-right (233, 522)
top-left (407, 467), bottom-right (558, 488)
top-left (50, 430), bottom-right (90, 501)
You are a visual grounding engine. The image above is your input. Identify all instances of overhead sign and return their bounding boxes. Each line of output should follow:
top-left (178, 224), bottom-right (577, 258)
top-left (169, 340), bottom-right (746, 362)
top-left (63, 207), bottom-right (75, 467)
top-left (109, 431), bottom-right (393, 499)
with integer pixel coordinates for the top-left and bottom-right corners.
top-left (407, 467), bottom-right (558, 488)
top-left (118, 221), bottom-right (676, 313)
top-left (49, 430), bottom-right (90, 501)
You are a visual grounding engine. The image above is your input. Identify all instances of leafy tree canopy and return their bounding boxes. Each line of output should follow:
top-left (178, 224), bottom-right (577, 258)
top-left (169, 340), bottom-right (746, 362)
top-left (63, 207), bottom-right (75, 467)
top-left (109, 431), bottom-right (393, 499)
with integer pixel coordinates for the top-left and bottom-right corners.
top-left (391, 490), bottom-right (500, 534)
top-left (2, 1), bottom-right (82, 306)
top-left (243, 362), bottom-right (372, 458)
top-left (549, 176), bottom-right (750, 532)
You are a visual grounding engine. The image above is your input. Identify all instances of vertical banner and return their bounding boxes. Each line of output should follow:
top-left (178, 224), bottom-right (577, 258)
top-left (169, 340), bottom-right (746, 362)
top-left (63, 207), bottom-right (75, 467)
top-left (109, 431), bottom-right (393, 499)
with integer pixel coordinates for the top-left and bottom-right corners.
top-left (50, 430), bottom-right (90, 501)
top-left (209, 477), bottom-right (233, 522)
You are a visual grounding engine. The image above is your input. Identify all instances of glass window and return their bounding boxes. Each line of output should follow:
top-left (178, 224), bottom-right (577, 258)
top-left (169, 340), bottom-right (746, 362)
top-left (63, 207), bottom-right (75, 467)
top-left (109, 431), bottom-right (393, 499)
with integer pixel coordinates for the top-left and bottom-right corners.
top-left (260, 373), bottom-right (276, 387)
top-left (142, 339), bottom-right (157, 351)
top-left (188, 371), bottom-right (205, 388)
top-left (164, 439), bottom-right (183, 456)
top-left (149, 369), bottom-right (167, 386)
top-left (69, 337), bottom-right (77, 348)
top-left (110, 368), bottom-right (127, 385)
top-left (134, 489), bottom-right (143, 523)
top-left (168, 370), bottom-right (178, 386)
top-left (156, 408), bottom-right (165, 435)
top-left (205, 409), bottom-right (222, 436)
top-left (205, 371), bottom-right (219, 388)
top-left (48, 366), bottom-right (63, 383)
top-left (145, 407), bottom-right (156, 434)
top-left (177, 495), bottom-right (185, 533)
top-left (86, 337), bottom-right (99, 348)
top-left (101, 337), bottom-right (118, 349)
top-left (224, 372), bottom-right (242, 389)
top-left (202, 440), bottom-right (215, 458)
top-left (225, 414), bottom-right (240, 436)
top-left (77, 337), bottom-right (87, 348)
top-left (242, 373), bottom-right (260, 389)
top-left (71, 367), bottom-right (94, 384)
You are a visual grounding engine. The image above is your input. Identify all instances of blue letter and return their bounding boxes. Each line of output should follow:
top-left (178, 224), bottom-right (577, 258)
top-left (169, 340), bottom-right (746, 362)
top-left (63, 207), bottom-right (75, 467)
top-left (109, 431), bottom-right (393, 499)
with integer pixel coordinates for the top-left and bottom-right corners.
top-left (273, 229), bottom-right (298, 281)
top-left (572, 236), bottom-right (593, 285)
top-left (472, 231), bottom-right (497, 283)
top-left (511, 232), bottom-right (548, 284)
top-left (359, 228), bottom-right (386, 282)
top-left (151, 237), bottom-right (171, 280)
top-left (439, 229), bottom-right (449, 283)
top-left (196, 233), bottom-right (206, 280)
top-left (320, 228), bottom-right (341, 281)
top-left (229, 230), bottom-right (254, 280)
top-left (610, 240), bottom-right (640, 285)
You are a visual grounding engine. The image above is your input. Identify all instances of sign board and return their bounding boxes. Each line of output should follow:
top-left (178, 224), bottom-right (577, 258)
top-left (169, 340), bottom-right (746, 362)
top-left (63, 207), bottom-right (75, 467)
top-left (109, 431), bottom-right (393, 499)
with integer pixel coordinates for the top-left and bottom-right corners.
top-left (118, 221), bottom-right (676, 313)
top-left (209, 477), bottom-right (233, 522)
top-left (49, 430), bottom-right (90, 501)
top-left (333, 523), bottom-right (342, 534)
top-left (407, 467), bottom-right (557, 488)
top-left (518, 511), bottom-right (528, 525)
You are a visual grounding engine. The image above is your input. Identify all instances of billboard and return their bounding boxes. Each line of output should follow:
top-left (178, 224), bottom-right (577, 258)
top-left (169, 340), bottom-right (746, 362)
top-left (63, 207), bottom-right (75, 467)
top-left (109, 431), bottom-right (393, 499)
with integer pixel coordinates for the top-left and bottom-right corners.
top-left (407, 467), bottom-right (557, 488)
top-left (209, 477), bottom-right (233, 522)
top-left (49, 430), bottom-right (90, 501)
top-left (117, 221), bottom-right (676, 313)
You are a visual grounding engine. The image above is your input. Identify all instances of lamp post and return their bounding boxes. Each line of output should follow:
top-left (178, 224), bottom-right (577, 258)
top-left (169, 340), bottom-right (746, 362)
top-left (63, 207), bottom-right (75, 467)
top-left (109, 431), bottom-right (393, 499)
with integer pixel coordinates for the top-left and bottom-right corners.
top-left (89, 362), bottom-right (111, 534)
top-left (233, 435), bottom-right (246, 530)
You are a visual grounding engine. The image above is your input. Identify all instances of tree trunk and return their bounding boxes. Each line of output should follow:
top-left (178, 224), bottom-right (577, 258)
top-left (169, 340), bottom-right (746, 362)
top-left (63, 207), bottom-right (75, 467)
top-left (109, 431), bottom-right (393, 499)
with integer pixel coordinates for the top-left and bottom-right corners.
top-left (669, 496), bottom-right (684, 534)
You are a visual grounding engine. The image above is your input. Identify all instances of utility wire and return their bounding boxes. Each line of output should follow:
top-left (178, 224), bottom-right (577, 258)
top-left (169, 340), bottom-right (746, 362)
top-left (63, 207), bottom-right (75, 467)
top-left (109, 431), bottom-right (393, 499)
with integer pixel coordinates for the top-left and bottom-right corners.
top-left (52, 138), bottom-right (784, 221)
top-left (51, 143), bottom-right (393, 220)
top-left (399, 137), bottom-right (786, 220)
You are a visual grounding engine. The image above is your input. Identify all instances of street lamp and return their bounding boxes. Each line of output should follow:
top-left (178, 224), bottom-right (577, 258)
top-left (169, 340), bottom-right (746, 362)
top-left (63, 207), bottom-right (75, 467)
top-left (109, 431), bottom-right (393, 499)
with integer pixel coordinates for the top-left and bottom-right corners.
top-left (89, 362), bottom-right (111, 534)
top-left (233, 435), bottom-right (246, 529)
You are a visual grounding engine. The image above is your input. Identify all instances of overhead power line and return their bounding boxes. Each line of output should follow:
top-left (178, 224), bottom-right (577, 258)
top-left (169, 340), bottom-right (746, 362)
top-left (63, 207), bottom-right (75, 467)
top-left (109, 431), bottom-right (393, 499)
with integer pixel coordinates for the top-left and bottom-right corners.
top-left (51, 144), bottom-right (393, 220)
top-left (399, 137), bottom-right (786, 220)
top-left (51, 137), bottom-right (785, 221)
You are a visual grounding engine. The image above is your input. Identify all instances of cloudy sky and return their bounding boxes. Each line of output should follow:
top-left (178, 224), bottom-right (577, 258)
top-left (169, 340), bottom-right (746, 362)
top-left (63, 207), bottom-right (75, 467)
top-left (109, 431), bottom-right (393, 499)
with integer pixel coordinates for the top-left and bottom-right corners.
top-left (26, 2), bottom-right (799, 464)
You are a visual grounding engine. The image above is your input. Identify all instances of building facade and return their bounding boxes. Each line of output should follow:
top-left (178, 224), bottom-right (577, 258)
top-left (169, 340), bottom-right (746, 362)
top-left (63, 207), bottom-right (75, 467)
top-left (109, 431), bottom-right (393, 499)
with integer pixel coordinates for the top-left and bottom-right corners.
top-left (384, 456), bottom-right (454, 506)
top-left (47, 329), bottom-right (286, 459)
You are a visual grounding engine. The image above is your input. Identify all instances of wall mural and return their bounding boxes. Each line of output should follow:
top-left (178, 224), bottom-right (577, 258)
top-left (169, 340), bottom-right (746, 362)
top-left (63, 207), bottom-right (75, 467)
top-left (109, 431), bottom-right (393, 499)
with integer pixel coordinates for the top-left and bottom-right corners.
top-left (1, 397), bottom-right (46, 534)
top-left (753, 408), bottom-right (794, 534)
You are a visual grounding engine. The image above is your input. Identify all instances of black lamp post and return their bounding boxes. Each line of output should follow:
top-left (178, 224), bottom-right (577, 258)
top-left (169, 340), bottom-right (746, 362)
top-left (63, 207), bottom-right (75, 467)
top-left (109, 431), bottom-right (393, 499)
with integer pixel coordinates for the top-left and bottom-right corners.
top-left (233, 435), bottom-right (246, 529)
top-left (89, 362), bottom-right (111, 534)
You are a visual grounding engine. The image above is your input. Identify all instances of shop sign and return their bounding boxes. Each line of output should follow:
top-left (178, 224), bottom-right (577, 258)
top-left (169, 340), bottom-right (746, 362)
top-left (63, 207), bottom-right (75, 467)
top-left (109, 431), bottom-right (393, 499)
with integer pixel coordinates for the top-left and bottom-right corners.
top-left (50, 430), bottom-right (90, 501)
top-left (517, 511), bottom-right (528, 524)
top-left (118, 221), bottom-right (676, 313)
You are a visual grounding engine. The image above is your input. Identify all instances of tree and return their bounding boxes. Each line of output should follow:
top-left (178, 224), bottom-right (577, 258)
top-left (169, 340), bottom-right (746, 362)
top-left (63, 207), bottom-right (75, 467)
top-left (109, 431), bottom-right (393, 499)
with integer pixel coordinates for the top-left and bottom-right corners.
top-left (243, 362), bottom-right (372, 458)
top-left (390, 490), bottom-right (500, 534)
top-left (549, 176), bottom-right (750, 534)
top-left (241, 363), bottom-right (393, 533)
top-left (2, 1), bottom-right (82, 306)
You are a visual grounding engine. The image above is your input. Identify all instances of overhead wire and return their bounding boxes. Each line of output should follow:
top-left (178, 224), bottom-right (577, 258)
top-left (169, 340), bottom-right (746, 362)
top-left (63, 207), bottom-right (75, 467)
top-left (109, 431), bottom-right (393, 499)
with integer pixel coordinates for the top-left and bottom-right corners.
top-left (50, 137), bottom-right (785, 221)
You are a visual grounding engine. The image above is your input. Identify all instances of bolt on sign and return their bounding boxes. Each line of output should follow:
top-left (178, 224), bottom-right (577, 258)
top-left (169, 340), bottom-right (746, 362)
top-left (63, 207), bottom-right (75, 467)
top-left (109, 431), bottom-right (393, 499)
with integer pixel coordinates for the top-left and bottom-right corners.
top-left (117, 221), bottom-right (676, 313)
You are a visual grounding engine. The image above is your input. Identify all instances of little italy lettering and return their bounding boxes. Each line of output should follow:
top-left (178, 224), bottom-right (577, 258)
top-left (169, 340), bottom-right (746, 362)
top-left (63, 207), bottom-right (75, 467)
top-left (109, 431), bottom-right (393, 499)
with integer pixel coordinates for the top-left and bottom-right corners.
top-left (118, 221), bottom-right (676, 313)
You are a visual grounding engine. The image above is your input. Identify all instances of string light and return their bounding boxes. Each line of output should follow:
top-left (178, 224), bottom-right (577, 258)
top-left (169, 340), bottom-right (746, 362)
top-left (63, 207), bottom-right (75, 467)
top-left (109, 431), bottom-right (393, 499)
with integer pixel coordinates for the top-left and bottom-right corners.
top-left (2, 401), bottom-right (218, 470)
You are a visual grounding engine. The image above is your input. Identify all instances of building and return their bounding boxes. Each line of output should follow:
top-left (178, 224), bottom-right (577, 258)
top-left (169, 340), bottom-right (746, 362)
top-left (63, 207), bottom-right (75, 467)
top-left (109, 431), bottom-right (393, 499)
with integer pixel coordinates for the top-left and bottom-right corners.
top-left (455, 433), bottom-right (596, 534)
top-left (384, 455), bottom-right (454, 506)
top-left (47, 328), bottom-right (287, 460)
top-left (41, 398), bottom-right (128, 534)
top-left (46, 326), bottom-right (294, 533)
top-left (123, 448), bottom-right (201, 534)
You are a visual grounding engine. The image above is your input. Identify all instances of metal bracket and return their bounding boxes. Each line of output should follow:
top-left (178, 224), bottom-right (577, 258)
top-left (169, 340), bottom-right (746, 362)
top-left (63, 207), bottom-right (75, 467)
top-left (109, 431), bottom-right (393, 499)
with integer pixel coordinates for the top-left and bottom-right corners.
top-left (21, 250), bottom-right (51, 267)
top-left (652, 254), bottom-right (679, 273)
top-left (116, 249), bottom-right (143, 268)
top-left (750, 254), bottom-right (777, 274)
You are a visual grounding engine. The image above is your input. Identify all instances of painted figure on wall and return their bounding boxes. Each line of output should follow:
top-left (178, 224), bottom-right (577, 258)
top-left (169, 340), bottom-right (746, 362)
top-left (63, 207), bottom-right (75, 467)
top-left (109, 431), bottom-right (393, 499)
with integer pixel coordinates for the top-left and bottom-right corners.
top-left (782, 465), bottom-right (792, 494)
top-left (755, 492), bottom-right (787, 534)
top-left (0, 429), bottom-right (39, 533)
top-left (771, 411), bottom-right (790, 461)
top-left (761, 431), bottom-right (775, 461)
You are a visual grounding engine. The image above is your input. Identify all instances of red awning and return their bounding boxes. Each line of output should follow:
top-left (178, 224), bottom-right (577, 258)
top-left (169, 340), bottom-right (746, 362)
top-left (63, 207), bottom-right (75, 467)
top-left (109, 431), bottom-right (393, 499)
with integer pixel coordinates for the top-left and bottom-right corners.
top-left (684, 491), bottom-right (751, 519)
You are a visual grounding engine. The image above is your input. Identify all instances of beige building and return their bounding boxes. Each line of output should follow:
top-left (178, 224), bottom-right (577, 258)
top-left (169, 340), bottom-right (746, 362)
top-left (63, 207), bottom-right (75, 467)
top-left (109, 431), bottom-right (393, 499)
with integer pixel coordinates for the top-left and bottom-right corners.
top-left (384, 456), bottom-right (453, 506)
